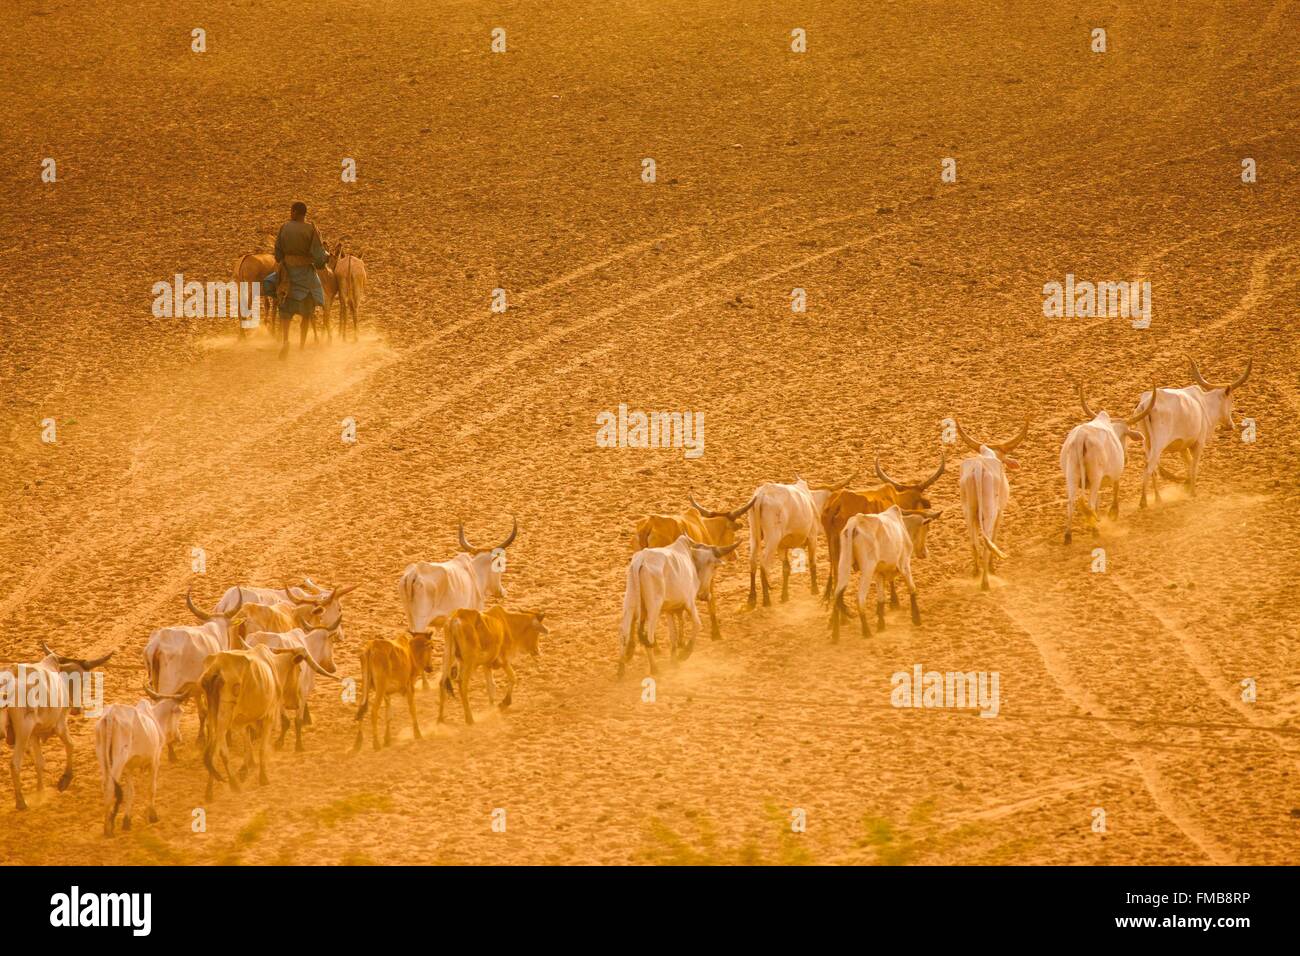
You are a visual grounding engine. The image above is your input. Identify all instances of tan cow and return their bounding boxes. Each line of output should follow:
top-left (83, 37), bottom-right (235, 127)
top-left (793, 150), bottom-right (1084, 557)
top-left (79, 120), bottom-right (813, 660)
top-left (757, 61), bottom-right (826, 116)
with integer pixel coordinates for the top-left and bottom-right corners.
top-left (438, 607), bottom-right (547, 725)
top-left (149, 641), bottom-right (336, 800)
top-left (353, 634), bottom-right (434, 752)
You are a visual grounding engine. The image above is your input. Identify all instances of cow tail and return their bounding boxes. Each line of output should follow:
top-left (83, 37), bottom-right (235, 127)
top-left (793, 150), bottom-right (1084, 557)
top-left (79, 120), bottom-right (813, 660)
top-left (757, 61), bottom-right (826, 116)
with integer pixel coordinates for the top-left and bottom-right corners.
top-left (619, 563), bottom-right (639, 654)
top-left (355, 649), bottom-right (371, 721)
top-left (201, 672), bottom-right (225, 782)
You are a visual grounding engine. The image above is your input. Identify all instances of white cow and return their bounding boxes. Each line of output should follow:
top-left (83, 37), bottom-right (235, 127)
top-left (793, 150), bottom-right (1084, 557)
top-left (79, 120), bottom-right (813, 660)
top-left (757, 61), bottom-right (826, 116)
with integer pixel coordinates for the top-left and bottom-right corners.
top-left (1, 642), bottom-right (112, 811)
top-left (400, 519), bottom-right (517, 689)
top-left (142, 624), bottom-right (223, 760)
top-left (747, 473), bottom-right (856, 608)
top-left (955, 419), bottom-right (1028, 590)
top-left (1132, 357), bottom-right (1251, 508)
top-left (618, 534), bottom-right (738, 677)
top-left (242, 623), bottom-right (342, 751)
top-left (94, 700), bottom-right (167, 836)
top-left (831, 506), bottom-right (940, 641)
top-left (1061, 383), bottom-right (1156, 542)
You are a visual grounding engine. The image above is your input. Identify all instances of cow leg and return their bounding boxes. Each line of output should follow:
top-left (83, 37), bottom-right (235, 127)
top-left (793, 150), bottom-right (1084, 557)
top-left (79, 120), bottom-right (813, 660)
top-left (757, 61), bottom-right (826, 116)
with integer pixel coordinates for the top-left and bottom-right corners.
top-left (438, 677), bottom-right (450, 723)
top-left (857, 568), bottom-right (872, 638)
top-left (148, 758), bottom-right (160, 823)
top-left (485, 669), bottom-right (497, 707)
top-left (122, 774), bottom-right (136, 830)
top-left (1109, 480), bottom-right (1121, 520)
top-left (980, 552), bottom-right (991, 591)
top-left (54, 723), bottom-right (74, 790)
top-left (1179, 448), bottom-right (1194, 487)
top-left (103, 773), bottom-right (118, 836)
top-left (889, 579), bottom-right (900, 608)
top-left (780, 552), bottom-right (791, 603)
top-left (707, 585), bottom-right (721, 639)
top-left (33, 736), bottom-right (46, 795)
top-left (384, 695), bottom-right (394, 746)
top-left (167, 742), bottom-right (177, 764)
top-left (678, 609), bottom-right (699, 661)
top-left (294, 715), bottom-right (304, 753)
top-left (275, 713), bottom-right (288, 750)
top-left (1187, 444), bottom-right (1203, 496)
top-left (371, 685), bottom-right (382, 751)
top-left (1088, 481), bottom-right (1103, 536)
top-left (460, 668), bottom-right (474, 725)
top-left (831, 587), bottom-right (846, 643)
top-left (258, 725), bottom-right (271, 786)
top-left (747, 564), bottom-right (758, 609)
top-left (902, 559), bottom-right (921, 625)
top-left (10, 724), bottom-right (30, 810)
top-left (875, 574), bottom-right (887, 631)
top-left (500, 661), bottom-right (518, 709)
top-left (822, 537), bottom-right (836, 604)
top-left (807, 539), bottom-right (819, 594)
top-left (408, 688), bottom-right (423, 740)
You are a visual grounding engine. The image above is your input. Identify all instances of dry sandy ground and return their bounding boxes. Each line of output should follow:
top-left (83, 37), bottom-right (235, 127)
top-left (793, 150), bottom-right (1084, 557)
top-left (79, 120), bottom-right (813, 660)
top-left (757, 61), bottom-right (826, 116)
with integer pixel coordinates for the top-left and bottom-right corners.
top-left (1, 0), bottom-right (1297, 865)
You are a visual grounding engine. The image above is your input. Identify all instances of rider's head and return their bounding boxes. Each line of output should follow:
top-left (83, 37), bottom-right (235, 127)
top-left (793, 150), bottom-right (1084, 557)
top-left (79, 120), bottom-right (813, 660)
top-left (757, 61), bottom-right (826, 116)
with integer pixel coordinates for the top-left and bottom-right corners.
top-left (290, 201), bottom-right (307, 221)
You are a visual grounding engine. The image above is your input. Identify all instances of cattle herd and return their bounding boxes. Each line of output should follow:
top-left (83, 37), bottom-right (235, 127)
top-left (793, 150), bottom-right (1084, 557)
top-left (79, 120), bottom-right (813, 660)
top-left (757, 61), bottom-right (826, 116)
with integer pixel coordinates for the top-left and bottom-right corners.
top-left (0, 355), bottom-right (1249, 838)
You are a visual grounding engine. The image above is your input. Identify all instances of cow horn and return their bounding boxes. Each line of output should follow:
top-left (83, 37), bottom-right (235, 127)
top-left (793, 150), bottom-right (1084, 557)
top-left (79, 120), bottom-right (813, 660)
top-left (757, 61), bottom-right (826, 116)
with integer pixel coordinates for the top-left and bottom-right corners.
top-left (1188, 355), bottom-right (1213, 390)
top-left (873, 456), bottom-right (906, 492)
top-left (273, 646), bottom-right (340, 680)
top-left (495, 517), bottom-right (518, 551)
top-left (1126, 383), bottom-right (1159, 425)
top-left (284, 582), bottom-right (320, 605)
top-left (144, 679), bottom-right (190, 702)
top-left (40, 640), bottom-right (111, 670)
top-left (728, 495), bottom-right (757, 521)
top-left (813, 472), bottom-right (858, 492)
top-left (688, 492), bottom-right (727, 519)
top-left (712, 542), bottom-right (740, 558)
top-left (186, 587), bottom-right (213, 622)
top-left (332, 583), bottom-right (358, 598)
top-left (457, 521), bottom-right (474, 552)
top-left (953, 420), bottom-right (984, 453)
top-left (1078, 383), bottom-right (1098, 420)
top-left (992, 419), bottom-right (1029, 454)
top-left (1230, 357), bottom-right (1252, 392)
top-left (918, 448), bottom-right (946, 490)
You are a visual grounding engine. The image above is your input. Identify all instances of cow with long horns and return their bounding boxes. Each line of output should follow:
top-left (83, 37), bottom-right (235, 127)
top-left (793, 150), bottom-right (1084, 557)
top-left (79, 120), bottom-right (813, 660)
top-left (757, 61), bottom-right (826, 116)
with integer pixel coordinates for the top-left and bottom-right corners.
top-left (1061, 383), bottom-right (1156, 542)
top-left (1132, 357), bottom-right (1251, 508)
top-left (746, 473), bottom-right (857, 608)
top-left (2, 641), bottom-right (112, 810)
top-left (399, 518), bottom-right (518, 689)
top-left (954, 419), bottom-right (1028, 590)
top-left (820, 451), bottom-right (945, 605)
top-left (633, 492), bottom-right (754, 638)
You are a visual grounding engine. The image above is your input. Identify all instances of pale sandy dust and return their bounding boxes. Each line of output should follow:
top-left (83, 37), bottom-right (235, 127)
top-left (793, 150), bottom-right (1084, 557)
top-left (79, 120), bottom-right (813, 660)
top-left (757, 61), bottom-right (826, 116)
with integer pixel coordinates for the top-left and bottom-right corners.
top-left (0, 0), bottom-right (1297, 865)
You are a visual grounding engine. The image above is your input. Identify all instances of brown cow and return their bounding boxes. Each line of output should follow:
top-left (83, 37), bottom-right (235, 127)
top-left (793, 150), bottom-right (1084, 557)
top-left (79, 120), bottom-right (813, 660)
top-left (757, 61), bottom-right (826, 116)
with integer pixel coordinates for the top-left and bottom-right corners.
top-left (438, 607), bottom-right (547, 726)
top-left (820, 451), bottom-right (945, 605)
top-left (352, 634), bottom-right (434, 752)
